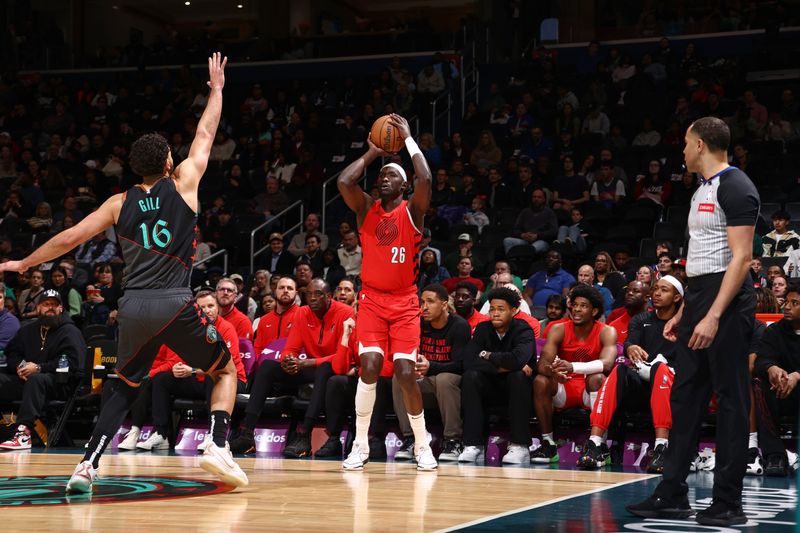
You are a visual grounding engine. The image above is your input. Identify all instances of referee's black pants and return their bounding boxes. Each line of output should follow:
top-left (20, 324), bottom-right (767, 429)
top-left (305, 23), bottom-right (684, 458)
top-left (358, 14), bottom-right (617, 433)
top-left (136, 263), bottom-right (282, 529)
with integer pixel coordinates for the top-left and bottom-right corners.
top-left (654, 273), bottom-right (755, 507)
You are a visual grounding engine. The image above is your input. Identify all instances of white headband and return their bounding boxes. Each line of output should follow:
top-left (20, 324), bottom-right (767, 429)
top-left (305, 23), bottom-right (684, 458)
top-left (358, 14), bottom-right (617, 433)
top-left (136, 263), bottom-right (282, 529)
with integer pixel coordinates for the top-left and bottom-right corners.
top-left (659, 275), bottom-right (684, 297)
top-left (381, 163), bottom-right (407, 182)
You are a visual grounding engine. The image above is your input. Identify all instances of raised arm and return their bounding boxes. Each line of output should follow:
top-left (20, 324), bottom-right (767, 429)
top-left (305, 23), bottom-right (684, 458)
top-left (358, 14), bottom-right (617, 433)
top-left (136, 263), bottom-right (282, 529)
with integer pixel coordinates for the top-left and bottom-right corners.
top-left (0, 194), bottom-right (123, 273)
top-left (398, 116), bottom-right (432, 226)
top-left (337, 140), bottom-right (382, 225)
top-left (173, 52), bottom-right (227, 197)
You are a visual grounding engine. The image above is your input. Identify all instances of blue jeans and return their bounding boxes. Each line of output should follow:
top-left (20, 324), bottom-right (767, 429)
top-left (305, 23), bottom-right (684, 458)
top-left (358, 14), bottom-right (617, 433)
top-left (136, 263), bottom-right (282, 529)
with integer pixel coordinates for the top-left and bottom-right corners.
top-left (556, 224), bottom-right (586, 253)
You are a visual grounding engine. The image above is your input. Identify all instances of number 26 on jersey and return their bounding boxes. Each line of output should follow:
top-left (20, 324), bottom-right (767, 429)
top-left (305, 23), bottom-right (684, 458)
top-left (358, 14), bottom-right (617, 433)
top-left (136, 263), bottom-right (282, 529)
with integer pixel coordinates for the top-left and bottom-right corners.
top-left (391, 246), bottom-right (406, 264)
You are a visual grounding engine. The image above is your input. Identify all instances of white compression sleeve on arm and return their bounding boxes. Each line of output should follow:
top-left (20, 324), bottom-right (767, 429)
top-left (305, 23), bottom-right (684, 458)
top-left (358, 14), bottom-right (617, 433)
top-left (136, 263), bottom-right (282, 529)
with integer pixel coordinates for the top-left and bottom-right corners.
top-left (571, 360), bottom-right (604, 375)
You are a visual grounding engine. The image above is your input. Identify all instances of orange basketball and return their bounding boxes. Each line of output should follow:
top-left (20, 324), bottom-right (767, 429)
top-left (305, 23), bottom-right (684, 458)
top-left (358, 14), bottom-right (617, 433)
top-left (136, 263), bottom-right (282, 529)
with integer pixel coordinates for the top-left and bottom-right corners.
top-left (370, 115), bottom-right (404, 153)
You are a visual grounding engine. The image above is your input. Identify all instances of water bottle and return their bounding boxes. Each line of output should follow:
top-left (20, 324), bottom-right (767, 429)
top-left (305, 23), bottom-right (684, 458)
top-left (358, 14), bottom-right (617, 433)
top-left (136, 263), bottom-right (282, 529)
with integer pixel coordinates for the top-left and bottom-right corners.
top-left (57, 354), bottom-right (69, 373)
top-left (0, 350), bottom-right (6, 368)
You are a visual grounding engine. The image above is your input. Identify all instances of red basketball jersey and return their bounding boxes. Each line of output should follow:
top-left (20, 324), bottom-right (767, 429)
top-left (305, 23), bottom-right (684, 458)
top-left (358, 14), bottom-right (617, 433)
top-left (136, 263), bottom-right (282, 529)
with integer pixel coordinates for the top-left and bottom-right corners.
top-left (559, 320), bottom-right (605, 363)
top-left (359, 199), bottom-right (422, 292)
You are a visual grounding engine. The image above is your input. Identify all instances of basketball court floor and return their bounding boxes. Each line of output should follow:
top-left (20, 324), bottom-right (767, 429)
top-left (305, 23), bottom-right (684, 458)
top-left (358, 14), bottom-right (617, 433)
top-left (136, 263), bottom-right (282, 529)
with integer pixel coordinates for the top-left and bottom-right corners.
top-left (0, 450), bottom-right (795, 532)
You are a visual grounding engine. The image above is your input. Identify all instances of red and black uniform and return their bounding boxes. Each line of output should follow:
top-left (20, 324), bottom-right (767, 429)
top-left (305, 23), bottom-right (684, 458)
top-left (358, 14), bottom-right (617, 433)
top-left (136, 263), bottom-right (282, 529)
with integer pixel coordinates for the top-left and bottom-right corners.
top-left (590, 310), bottom-right (676, 432)
top-left (357, 199), bottom-right (422, 361)
top-left (326, 327), bottom-right (394, 438)
top-left (253, 303), bottom-right (298, 357)
top-left (281, 301), bottom-right (355, 365)
top-left (113, 177), bottom-right (230, 385)
top-left (556, 320), bottom-right (605, 410)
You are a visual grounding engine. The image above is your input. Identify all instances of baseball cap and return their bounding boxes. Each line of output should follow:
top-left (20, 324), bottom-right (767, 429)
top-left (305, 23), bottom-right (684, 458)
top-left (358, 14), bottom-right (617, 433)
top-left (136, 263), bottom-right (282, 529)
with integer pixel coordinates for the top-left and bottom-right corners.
top-left (673, 258), bottom-right (687, 268)
top-left (230, 273), bottom-right (244, 283)
top-left (458, 233), bottom-right (472, 242)
top-left (39, 289), bottom-right (62, 305)
top-left (269, 232), bottom-right (283, 242)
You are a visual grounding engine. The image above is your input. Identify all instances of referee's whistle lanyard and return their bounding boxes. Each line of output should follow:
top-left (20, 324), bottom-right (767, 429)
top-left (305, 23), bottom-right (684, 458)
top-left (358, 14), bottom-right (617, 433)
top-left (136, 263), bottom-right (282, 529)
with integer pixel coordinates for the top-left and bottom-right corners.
top-left (700, 165), bottom-right (737, 185)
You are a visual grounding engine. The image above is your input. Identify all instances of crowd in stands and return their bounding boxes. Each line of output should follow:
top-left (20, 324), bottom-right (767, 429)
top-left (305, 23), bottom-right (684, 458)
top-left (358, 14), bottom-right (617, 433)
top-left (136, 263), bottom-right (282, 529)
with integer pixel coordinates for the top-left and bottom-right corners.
top-left (0, 19), bottom-right (798, 473)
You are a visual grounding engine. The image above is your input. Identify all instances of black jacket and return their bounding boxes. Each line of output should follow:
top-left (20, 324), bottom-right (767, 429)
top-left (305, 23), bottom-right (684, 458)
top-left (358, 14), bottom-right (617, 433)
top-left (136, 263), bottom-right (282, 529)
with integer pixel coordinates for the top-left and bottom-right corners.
top-left (4, 314), bottom-right (84, 378)
top-left (755, 319), bottom-right (800, 377)
top-left (463, 317), bottom-right (536, 374)
top-left (261, 250), bottom-right (297, 277)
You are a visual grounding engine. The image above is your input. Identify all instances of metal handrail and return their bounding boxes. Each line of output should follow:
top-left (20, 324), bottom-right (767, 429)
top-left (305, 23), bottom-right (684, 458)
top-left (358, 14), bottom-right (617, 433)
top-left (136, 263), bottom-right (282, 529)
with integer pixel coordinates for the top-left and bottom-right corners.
top-left (193, 248), bottom-right (228, 275)
top-left (249, 200), bottom-right (304, 274)
top-left (430, 92), bottom-right (452, 140)
top-left (321, 168), bottom-right (367, 231)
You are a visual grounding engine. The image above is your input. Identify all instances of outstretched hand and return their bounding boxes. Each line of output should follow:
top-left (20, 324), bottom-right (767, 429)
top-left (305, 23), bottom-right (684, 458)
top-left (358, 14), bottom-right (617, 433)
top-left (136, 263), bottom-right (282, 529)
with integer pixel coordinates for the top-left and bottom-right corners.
top-left (207, 52), bottom-right (228, 91)
top-left (388, 113), bottom-right (411, 140)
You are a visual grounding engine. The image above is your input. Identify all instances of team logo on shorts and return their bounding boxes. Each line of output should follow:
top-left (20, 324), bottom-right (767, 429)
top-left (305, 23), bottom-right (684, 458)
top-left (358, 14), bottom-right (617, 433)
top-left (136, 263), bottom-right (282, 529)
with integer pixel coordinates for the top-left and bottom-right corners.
top-left (206, 324), bottom-right (220, 344)
top-left (375, 219), bottom-right (399, 246)
top-left (0, 476), bottom-right (231, 506)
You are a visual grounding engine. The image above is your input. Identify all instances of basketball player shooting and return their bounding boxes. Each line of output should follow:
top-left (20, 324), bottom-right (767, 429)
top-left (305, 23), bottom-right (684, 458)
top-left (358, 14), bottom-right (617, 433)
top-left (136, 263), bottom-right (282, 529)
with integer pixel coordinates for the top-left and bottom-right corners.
top-left (337, 114), bottom-right (437, 471)
top-left (0, 53), bottom-right (248, 491)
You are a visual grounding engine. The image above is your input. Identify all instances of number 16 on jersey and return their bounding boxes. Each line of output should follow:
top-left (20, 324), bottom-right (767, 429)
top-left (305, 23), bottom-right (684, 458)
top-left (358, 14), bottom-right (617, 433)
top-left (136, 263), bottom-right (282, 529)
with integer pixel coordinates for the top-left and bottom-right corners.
top-left (139, 219), bottom-right (172, 250)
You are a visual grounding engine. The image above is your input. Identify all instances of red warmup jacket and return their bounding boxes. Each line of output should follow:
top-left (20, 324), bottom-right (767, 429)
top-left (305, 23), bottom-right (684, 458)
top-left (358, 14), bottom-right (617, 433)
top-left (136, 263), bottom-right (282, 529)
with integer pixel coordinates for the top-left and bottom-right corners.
top-left (331, 328), bottom-right (394, 378)
top-left (464, 310), bottom-right (491, 334)
top-left (280, 300), bottom-right (355, 365)
top-left (222, 306), bottom-right (254, 341)
top-left (515, 312), bottom-right (541, 338)
top-left (150, 315), bottom-right (247, 383)
top-left (254, 304), bottom-right (299, 356)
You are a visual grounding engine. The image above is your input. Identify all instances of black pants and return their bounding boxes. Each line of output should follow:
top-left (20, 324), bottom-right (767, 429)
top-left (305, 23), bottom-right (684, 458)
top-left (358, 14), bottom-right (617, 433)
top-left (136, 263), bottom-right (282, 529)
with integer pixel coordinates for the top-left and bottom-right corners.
top-left (324, 375), bottom-right (391, 436)
top-left (245, 359), bottom-right (334, 431)
top-left (655, 273), bottom-right (755, 507)
top-left (0, 372), bottom-right (65, 428)
top-left (461, 369), bottom-right (532, 447)
top-left (101, 378), bottom-right (152, 429)
top-left (753, 377), bottom-right (798, 458)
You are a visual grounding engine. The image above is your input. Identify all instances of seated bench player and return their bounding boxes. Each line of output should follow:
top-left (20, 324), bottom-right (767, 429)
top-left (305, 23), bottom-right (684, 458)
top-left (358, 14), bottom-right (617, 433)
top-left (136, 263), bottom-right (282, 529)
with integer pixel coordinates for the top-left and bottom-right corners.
top-left (230, 279), bottom-right (353, 455)
top-left (576, 276), bottom-right (683, 471)
top-left (532, 284), bottom-right (617, 463)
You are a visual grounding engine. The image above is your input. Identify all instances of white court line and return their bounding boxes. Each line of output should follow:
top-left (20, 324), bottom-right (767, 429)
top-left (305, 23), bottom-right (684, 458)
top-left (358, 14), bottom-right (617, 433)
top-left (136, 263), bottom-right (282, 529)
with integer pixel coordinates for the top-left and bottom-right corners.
top-left (433, 473), bottom-right (657, 533)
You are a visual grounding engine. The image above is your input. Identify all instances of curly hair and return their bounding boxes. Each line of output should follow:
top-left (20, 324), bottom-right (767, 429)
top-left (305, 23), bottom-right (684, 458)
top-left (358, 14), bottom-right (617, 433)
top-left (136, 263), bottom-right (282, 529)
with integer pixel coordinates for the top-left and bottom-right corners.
top-left (130, 133), bottom-right (169, 178)
top-left (569, 284), bottom-right (604, 317)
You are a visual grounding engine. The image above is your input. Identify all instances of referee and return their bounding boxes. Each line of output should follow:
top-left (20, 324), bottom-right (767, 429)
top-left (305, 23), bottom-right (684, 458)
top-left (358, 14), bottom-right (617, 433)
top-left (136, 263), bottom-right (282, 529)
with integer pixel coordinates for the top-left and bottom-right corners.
top-left (627, 117), bottom-right (759, 527)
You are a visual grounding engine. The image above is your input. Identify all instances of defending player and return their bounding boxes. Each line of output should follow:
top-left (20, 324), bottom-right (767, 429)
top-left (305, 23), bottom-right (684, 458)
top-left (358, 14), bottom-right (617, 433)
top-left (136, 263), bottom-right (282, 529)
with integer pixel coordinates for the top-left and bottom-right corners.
top-left (0, 53), bottom-right (247, 491)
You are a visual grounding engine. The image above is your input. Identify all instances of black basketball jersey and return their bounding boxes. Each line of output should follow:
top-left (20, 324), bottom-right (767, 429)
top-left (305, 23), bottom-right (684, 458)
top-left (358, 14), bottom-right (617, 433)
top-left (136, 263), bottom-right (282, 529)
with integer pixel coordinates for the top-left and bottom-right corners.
top-left (116, 178), bottom-right (198, 290)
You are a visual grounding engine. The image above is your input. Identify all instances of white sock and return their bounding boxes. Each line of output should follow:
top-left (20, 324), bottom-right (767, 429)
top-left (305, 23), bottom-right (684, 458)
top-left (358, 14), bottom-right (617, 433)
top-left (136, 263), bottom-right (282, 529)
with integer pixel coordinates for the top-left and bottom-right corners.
top-left (589, 435), bottom-right (604, 447)
top-left (748, 432), bottom-right (758, 449)
top-left (588, 391), bottom-right (598, 410)
top-left (354, 378), bottom-right (376, 447)
top-left (408, 411), bottom-right (428, 449)
top-left (542, 432), bottom-right (555, 445)
top-left (655, 438), bottom-right (669, 448)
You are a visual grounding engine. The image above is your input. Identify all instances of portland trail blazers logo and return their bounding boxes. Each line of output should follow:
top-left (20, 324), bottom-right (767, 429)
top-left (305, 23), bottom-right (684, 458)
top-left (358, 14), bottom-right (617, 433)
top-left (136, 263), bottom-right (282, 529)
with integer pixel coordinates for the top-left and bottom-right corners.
top-left (0, 476), bottom-right (231, 506)
top-left (375, 219), bottom-right (399, 246)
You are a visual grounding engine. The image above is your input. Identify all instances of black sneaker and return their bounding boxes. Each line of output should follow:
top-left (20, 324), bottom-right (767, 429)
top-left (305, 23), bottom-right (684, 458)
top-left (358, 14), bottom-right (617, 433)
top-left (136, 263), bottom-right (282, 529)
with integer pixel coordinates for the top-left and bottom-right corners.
top-left (393, 436), bottom-right (415, 461)
top-left (764, 453), bottom-right (788, 477)
top-left (438, 439), bottom-right (464, 462)
top-left (695, 500), bottom-right (747, 526)
top-left (609, 441), bottom-right (624, 466)
top-left (314, 435), bottom-right (342, 458)
top-left (229, 428), bottom-right (256, 454)
top-left (283, 432), bottom-right (312, 458)
top-left (576, 440), bottom-right (610, 470)
top-left (626, 495), bottom-right (694, 519)
top-left (368, 435), bottom-right (387, 459)
top-left (646, 443), bottom-right (667, 474)
top-left (531, 440), bottom-right (559, 464)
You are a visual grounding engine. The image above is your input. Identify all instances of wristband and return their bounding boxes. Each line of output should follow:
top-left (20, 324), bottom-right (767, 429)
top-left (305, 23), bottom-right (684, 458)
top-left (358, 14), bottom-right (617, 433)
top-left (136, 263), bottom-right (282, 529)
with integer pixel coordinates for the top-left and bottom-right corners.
top-left (571, 360), bottom-right (604, 375)
top-left (405, 136), bottom-right (422, 158)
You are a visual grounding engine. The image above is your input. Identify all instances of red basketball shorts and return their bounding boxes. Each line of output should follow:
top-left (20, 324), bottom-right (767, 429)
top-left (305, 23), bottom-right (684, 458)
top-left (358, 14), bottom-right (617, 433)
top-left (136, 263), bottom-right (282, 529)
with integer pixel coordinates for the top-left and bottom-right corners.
top-left (357, 286), bottom-right (420, 362)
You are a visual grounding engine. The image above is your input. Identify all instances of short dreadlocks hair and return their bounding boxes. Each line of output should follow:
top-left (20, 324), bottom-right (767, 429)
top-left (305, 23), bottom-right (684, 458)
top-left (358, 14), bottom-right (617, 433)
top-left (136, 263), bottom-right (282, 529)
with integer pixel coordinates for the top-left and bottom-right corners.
top-left (130, 133), bottom-right (170, 178)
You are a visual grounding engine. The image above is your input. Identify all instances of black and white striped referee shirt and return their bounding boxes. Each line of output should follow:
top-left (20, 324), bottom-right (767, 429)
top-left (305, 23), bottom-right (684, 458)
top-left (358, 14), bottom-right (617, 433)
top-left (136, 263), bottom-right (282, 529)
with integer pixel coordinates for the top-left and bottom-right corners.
top-left (686, 166), bottom-right (760, 278)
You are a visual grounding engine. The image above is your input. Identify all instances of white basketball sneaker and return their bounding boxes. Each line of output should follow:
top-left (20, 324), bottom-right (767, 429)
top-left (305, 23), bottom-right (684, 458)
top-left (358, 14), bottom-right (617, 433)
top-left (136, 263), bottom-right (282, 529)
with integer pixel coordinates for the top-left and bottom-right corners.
top-left (457, 445), bottom-right (485, 463)
top-left (117, 427), bottom-right (141, 451)
top-left (415, 444), bottom-right (438, 471)
top-left (502, 444), bottom-right (531, 465)
top-left (342, 442), bottom-right (370, 471)
top-left (136, 431), bottom-right (169, 451)
top-left (199, 441), bottom-right (249, 488)
top-left (197, 434), bottom-right (212, 453)
top-left (66, 461), bottom-right (98, 493)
